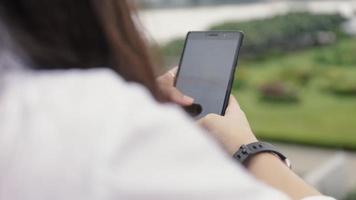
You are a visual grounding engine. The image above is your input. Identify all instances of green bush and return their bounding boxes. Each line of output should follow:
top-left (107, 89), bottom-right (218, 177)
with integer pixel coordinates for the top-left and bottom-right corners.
top-left (278, 66), bottom-right (315, 86)
top-left (259, 81), bottom-right (300, 103)
top-left (160, 13), bottom-right (346, 62)
top-left (209, 12), bottom-right (346, 59)
top-left (320, 69), bottom-right (356, 96)
top-left (329, 78), bottom-right (356, 96)
top-left (313, 39), bottom-right (356, 66)
top-left (320, 68), bottom-right (346, 80)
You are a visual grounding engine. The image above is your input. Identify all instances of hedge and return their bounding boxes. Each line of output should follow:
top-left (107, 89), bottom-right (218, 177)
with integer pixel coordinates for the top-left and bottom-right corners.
top-left (160, 13), bottom-right (346, 61)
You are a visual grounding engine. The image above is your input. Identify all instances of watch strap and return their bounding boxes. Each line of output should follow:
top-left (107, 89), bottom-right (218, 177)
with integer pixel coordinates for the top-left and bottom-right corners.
top-left (233, 142), bottom-right (291, 168)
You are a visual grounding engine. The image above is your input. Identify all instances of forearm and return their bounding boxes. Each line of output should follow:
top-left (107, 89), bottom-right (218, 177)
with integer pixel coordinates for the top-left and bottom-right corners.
top-left (246, 153), bottom-right (321, 200)
top-left (197, 97), bottom-right (325, 199)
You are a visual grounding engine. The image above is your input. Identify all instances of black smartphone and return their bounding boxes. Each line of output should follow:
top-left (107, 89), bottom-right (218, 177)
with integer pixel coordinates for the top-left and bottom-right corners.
top-left (175, 31), bottom-right (244, 119)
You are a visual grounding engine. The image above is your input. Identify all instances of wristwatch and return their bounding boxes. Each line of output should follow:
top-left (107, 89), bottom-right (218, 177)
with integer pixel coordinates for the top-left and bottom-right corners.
top-left (233, 142), bottom-right (292, 169)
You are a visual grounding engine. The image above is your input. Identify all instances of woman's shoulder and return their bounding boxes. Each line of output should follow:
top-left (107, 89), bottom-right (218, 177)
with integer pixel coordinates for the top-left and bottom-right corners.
top-left (1, 68), bottom-right (182, 131)
top-left (24, 68), bottom-right (144, 97)
top-left (8, 68), bottom-right (157, 109)
top-left (0, 68), bottom-right (188, 161)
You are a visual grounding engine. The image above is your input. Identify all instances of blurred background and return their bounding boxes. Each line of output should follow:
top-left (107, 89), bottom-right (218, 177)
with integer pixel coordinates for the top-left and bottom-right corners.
top-left (137, 0), bottom-right (356, 199)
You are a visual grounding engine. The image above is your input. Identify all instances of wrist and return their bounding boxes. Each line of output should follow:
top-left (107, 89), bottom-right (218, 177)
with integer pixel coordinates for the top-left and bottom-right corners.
top-left (245, 152), bottom-right (282, 169)
top-left (226, 134), bottom-right (258, 156)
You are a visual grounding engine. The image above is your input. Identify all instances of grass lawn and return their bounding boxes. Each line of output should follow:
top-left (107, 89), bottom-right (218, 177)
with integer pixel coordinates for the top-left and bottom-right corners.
top-left (232, 38), bottom-right (356, 149)
top-left (234, 89), bottom-right (356, 149)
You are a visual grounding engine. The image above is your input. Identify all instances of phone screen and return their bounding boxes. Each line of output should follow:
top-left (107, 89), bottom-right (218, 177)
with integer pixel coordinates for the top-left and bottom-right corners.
top-left (175, 32), bottom-right (243, 118)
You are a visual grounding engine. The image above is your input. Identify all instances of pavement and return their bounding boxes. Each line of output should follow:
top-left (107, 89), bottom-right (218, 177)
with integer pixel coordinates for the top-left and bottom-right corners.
top-left (273, 142), bottom-right (356, 193)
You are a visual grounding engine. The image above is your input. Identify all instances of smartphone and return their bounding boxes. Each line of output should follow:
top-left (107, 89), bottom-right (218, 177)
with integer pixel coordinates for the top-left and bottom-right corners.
top-left (175, 31), bottom-right (244, 119)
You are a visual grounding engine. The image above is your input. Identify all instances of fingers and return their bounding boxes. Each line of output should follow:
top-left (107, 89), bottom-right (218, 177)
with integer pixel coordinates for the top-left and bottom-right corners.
top-left (157, 66), bottom-right (178, 86)
top-left (168, 66), bottom-right (178, 78)
top-left (225, 95), bottom-right (241, 116)
top-left (166, 87), bottom-right (194, 106)
top-left (157, 66), bottom-right (193, 106)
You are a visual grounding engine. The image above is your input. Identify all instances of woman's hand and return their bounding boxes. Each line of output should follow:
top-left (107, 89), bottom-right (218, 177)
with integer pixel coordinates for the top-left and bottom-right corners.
top-left (198, 95), bottom-right (258, 155)
top-left (157, 67), bottom-right (194, 106)
top-left (158, 68), bottom-right (256, 154)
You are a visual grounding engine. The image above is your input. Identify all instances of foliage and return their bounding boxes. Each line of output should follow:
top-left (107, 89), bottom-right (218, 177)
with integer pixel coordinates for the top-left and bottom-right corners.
top-left (315, 68), bottom-right (356, 96)
top-left (232, 37), bottom-right (356, 149)
top-left (313, 38), bottom-right (356, 66)
top-left (278, 66), bottom-right (315, 86)
top-left (344, 191), bottom-right (356, 200)
top-left (259, 81), bottom-right (300, 103)
top-left (162, 11), bottom-right (356, 150)
top-left (159, 38), bottom-right (185, 65)
top-left (160, 13), bottom-right (346, 64)
top-left (236, 87), bottom-right (356, 150)
top-left (326, 75), bottom-right (356, 96)
top-left (160, 38), bottom-right (185, 57)
top-left (209, 12), bottom-right (346, 59)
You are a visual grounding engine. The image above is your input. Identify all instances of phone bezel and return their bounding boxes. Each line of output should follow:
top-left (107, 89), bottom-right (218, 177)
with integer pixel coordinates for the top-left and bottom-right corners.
top-left (174, 31), bottom-right (244, 117)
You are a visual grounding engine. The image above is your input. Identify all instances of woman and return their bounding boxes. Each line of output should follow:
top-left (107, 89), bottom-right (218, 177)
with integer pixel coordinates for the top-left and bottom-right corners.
top-left (0, 0), bottom-right (334, 199)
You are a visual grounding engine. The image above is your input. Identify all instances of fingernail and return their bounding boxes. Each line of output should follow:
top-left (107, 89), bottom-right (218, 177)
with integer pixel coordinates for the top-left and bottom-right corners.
top-left (183, 95), bottom-right (194, 104)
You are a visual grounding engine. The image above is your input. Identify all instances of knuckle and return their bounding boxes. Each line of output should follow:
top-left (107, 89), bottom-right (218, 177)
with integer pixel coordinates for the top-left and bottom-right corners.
top-left (171, 89), bottom-right (183, 99)
top-left (205, 113), bottom-right (219, 121)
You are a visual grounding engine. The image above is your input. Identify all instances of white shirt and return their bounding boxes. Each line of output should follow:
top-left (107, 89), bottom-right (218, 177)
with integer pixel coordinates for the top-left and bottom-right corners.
top-left (0, 69), bottom-right (335, 200)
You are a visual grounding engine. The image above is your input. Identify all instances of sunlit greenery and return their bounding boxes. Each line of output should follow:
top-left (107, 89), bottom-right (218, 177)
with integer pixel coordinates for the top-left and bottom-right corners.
top-left (161, 13), bottom-right (346, 62)
top-left (159, 13), bottom-right (356, 149)
top-left (210, 12), bottom-right (346, 58)
top-left (233, 38), bottom-right (356, 149)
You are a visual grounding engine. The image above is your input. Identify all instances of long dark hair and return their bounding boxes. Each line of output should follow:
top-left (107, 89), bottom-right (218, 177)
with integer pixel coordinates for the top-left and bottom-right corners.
top-left (0, 0), bottom-right (163, 100)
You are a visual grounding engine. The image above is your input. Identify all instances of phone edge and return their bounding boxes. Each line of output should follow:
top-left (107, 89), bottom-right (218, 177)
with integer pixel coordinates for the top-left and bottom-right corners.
top-left (174, 31), bottom-right (192, 87)
top-left (221, 31), bottom-right (245, 116)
